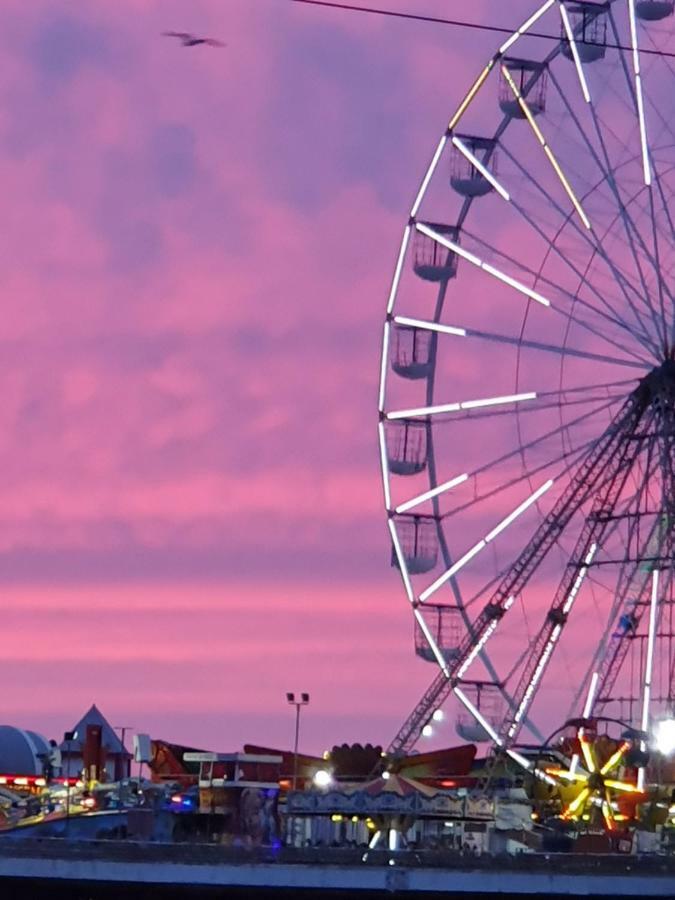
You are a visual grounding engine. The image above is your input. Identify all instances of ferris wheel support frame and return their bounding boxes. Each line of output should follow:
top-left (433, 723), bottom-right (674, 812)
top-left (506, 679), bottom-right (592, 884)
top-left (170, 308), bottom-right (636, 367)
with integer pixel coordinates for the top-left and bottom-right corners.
top-left (499, 416), bottom-right (649, 744)
top-left (382, 1), bottom-right (675, 770)
top-left (388, 387), bottom-right (650, 755)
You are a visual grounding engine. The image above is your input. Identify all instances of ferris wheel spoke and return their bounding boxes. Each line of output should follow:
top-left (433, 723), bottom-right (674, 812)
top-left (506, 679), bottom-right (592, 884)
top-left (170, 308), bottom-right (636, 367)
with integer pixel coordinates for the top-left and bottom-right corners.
top-left (594, 515), bottom-right (674, 716)
top-left (466, 327), bottom-right (645, 369)
top-left (619, 3), bottom-right (652, 187)
top-left (581, 124), bottom-right (670, 353)
top-left (462, 220), bottom-right (654, 365)
top-left (557, 1), bottom-right (592, 104)
top-left (503, 428), bottom-right (647, 743)
top-left (392, 315), bottom-right (647, 370)
top-left (500, 61), bottom-right (592, 231)
top-left (389, 393), bottom-right (645, 753)
top-left (443, 397), bottom-right (645, 531)
top-left (567, 479), bottom-right (654, 720)
top-left (545, 67), bottom-right (670, 329)
top-left (601, 11), bottom-right (675, 342)
top-left (496, 146), bottom-right (659, 359)
top-left (397, 392), bottom-right (625, 523)
top-left (567, 144), bottom-right (675, 355)
top-left (440, 433), bottom-right (598, 526)
top-left (419, 478), bottom-right (556, 604)
top-left (387, 389), bottom-right (627, 424)
top-left (414, 222), bottom-right (551, 307)
top-left (640, 30), bottom-right (675, 243)
top-left (590, 89), bottom-right (675, 246)
top-left (502, 104), bottom-right (661, 357)
top-left (428, 390), bottom-right (640, 608)
top-left (385, 391), bottom-right (538, 422)
top-left (510, 441), bottom-right (657, 717)
top-left (646, 187), bottom-right (670, 351)
top-left (448, 391), bottom-right (627, 425)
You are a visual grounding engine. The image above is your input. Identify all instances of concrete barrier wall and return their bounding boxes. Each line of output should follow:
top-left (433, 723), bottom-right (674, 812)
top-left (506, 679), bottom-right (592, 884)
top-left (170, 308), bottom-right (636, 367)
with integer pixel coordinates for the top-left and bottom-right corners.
top-left (0, 840), bottom-right (674, 895)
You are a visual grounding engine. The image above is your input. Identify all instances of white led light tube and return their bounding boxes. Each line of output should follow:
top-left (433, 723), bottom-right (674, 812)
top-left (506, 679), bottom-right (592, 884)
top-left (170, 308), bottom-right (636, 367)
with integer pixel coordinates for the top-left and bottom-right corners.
top-left (420, 482), bottom-right (550, 603)
top-left (451, 136), bottom-right (510, 201)
top-left (393, 315), bottom-right (466, 338)
top-left (498, 0), bottom-right (556, 54)
top-left (386, 392), bottom-right (536, 421)
top-left (559, 2), bottom-right (591, 103)
top-left (416, 223), bottom-right (551, 307)
top-left (395, 473), bottom-right (468, 515)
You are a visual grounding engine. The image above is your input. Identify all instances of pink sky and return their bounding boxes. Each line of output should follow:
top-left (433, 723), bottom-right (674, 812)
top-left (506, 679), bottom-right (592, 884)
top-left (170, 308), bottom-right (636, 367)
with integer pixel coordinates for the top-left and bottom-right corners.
top-left (0, 0), bottom-right (669, 757)
top-left (0, 0), bottom-right (531, 754)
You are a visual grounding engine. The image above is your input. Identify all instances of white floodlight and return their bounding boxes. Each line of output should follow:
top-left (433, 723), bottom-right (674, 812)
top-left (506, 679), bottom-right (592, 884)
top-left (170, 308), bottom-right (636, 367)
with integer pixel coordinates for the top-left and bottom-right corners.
top-left (654, 719), bottom-right (675, 757)
top-left (313, 769), bottom-right (333, 788)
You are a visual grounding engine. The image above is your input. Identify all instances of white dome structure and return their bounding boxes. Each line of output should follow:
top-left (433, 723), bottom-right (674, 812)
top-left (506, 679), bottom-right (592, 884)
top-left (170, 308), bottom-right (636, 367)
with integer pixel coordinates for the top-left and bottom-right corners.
top-left (0, 726), bottom-right (50, 775)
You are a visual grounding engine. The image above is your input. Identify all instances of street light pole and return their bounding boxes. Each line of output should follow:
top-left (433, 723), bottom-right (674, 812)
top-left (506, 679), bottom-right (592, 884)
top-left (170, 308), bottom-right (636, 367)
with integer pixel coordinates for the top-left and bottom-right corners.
top-left (286, 692), bottom-right (310, 791)
top-left (63, 730), bottom-right (76, 833)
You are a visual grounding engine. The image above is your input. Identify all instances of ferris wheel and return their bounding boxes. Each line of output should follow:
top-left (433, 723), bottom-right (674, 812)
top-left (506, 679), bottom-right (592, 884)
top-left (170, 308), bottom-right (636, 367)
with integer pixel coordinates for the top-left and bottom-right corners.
top-left (378, 0), bottom-right (675, 788)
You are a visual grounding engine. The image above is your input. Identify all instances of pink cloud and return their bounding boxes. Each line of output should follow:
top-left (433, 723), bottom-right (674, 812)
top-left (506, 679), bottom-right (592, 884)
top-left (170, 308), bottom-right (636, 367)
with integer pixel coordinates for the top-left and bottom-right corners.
top-left (0, 0), bottom-right (662, 757)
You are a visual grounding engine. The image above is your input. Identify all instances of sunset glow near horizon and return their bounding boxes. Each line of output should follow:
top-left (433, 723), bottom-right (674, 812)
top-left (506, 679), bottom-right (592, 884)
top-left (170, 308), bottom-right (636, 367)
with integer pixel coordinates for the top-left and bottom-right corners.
top-left (2, 0), bottom-right (505, 754)
top-left (0, 0), bottom-right (669, 759)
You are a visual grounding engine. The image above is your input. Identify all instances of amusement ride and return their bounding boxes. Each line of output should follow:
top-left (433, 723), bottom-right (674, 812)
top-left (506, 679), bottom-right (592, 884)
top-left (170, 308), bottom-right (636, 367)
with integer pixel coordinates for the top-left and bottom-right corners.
top-left (378, 0), bottom-right (675, 833)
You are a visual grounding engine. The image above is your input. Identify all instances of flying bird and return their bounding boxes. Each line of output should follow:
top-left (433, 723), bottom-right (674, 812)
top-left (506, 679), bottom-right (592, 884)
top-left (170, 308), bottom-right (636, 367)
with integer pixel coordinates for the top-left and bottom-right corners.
top-left (162, 31), bottom-right (226, 48)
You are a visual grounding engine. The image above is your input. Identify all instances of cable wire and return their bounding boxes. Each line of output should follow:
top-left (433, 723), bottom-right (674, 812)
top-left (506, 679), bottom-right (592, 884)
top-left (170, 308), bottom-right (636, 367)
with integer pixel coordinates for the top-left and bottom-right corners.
top-left (289, 0), bottom-right (675, 60)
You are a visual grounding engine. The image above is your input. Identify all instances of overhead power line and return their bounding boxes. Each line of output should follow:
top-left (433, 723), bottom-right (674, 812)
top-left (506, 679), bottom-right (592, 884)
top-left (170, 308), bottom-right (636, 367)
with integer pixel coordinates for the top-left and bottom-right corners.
top-left (289, 0), bottom-right (675, 60)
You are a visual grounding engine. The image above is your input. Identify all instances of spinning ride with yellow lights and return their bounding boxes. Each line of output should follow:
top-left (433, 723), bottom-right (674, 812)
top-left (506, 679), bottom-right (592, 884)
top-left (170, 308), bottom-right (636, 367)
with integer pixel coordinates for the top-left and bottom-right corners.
top-left (378, 0), bottom-right (675, 827)
top-left (547, 730), bottom-right (643, 830)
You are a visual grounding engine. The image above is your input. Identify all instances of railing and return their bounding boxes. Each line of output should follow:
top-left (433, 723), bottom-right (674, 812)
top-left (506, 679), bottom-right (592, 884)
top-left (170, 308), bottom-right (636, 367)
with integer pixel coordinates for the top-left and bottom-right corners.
top-left (1, 838), bottom-right (675, 869)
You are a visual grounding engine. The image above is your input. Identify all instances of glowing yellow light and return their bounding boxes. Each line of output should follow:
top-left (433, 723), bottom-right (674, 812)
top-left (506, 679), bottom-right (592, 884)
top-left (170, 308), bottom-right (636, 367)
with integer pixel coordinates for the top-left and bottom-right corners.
top-left (448, 61), bottom-right (495, 131)
top-left (500, 65), bottom-right (546, 144)
top-left (579, 736), bottom-right (596, 774)
top-left (602, 797), bottom-right (615, 832)
top-left (600, 741), bottom-right (630, 776)
top-left (546, 767), bottom-right (586, 783)
top-left (604, 779), bottom-right (639, 793)
top-left (553, 731), bottom-right (639, 830)
top-left (331, 814), bottom-right (343, 823)
top-left (500, 64), bottom-right (591, 231)
top-left (564, 786), bottom-right (590, 818)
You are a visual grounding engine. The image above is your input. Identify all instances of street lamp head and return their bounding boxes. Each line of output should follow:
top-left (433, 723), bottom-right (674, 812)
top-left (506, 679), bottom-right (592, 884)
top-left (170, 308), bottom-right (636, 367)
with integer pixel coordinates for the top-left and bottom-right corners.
top-left (286, 692), bottom-right (295, 704)
top-left (301, 692), bottom-right (310, 704)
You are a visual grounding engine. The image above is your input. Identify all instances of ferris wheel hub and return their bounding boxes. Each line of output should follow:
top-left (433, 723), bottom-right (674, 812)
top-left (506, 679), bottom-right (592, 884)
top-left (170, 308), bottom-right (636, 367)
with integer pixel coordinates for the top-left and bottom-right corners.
top-left (639, 359), bottom-right (675, 410)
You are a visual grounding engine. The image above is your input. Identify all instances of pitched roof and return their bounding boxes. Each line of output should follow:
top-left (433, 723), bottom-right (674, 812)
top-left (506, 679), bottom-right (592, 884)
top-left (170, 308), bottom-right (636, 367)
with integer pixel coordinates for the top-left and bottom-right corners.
top-left (60, 704), bottom-right (131, 756)
top-left (360, 773), bottom-right (438, 798)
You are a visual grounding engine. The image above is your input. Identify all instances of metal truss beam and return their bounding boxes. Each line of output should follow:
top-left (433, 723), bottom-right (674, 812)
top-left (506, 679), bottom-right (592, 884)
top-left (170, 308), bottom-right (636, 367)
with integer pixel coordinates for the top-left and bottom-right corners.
top-left (500, 427), bottom-right (646, 744)
top-left (388, 388), bottom-right (651, 755)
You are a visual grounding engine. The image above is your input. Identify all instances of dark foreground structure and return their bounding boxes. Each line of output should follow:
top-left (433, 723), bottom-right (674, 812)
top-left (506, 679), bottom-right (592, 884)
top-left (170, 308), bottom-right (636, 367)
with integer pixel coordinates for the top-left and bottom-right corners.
top-left (1, 840), bottom-right (675, 899)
